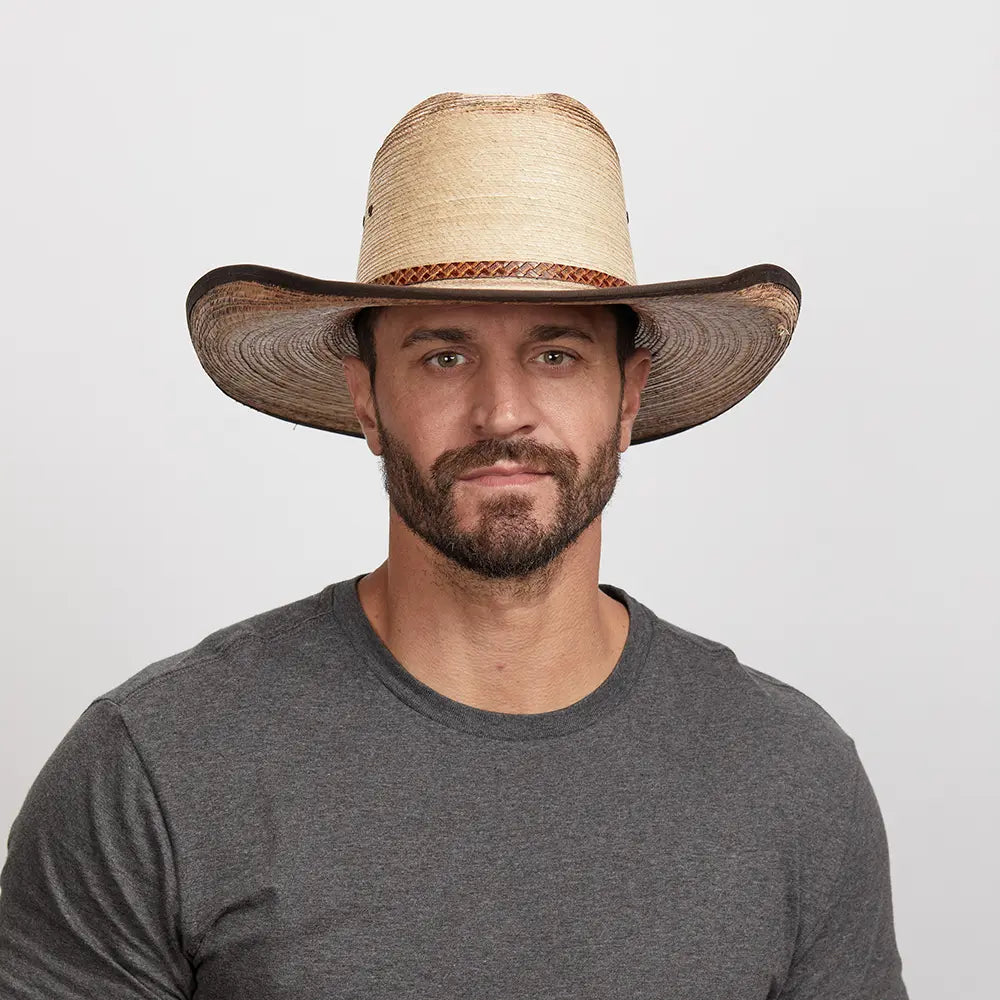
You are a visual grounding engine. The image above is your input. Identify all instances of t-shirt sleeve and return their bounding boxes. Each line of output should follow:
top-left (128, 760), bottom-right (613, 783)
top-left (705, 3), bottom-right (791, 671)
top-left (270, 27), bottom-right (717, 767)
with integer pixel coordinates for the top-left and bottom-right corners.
top-left (778, 747), bottom-right (909, 999)
top-left (0, 698), bottom-right (194, 998)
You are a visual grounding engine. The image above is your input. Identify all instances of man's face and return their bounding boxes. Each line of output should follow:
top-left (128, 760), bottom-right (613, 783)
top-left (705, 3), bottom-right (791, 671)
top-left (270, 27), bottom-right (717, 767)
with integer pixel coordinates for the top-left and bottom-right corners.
top-left (342, 303), bottom-right (650, 579)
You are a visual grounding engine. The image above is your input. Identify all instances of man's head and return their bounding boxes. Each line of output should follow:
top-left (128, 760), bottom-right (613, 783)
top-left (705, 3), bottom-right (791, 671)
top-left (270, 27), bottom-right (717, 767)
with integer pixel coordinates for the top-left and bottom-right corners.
top-left (341, 303), bottom-right (651, 580)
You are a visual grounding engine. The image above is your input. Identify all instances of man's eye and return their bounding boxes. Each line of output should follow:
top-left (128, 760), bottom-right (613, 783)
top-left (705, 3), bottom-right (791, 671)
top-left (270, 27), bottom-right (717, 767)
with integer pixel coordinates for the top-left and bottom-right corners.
top-left (427, 351), bottom-right (466, 368)
top-left (537, 350), bottom-right (574, 366)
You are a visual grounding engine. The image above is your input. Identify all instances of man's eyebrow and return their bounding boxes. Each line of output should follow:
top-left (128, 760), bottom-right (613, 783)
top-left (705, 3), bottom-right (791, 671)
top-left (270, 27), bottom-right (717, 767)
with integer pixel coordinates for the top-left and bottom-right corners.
top-left (399, 324), bottom-right (596, 349)
top-left (526, 324), bottom-right (596, 344)
top-left (399, 328), bottom-right (472, 349)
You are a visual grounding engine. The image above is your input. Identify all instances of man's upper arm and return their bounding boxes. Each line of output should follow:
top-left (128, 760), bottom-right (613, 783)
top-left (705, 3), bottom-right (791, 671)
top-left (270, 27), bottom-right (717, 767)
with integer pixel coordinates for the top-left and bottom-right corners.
top-left (0, 698), bottom-right (194, 998)
top-left (778, 748), bottom-right (909, 999)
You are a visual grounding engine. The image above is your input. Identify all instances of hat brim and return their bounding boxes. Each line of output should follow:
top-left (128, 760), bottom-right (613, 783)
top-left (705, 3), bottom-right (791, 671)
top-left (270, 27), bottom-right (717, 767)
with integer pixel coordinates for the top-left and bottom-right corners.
top-left (185, 262), bottom-right (800, 445)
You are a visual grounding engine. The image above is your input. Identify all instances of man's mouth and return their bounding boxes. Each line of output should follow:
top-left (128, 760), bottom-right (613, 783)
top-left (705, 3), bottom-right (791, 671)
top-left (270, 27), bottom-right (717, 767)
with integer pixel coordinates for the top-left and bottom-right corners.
top-left (457, 464), bottom-right (551, 486)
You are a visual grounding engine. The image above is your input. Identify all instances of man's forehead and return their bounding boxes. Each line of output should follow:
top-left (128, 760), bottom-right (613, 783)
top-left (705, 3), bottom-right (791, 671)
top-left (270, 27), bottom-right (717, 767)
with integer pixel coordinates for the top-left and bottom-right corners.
top-left (375, 302), bottom-right (617, 339)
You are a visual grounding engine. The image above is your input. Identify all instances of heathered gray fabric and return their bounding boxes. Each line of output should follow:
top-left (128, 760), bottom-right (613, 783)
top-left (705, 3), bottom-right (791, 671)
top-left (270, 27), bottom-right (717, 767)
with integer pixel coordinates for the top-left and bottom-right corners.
top-left (0, 577), bottom-right (907, 998)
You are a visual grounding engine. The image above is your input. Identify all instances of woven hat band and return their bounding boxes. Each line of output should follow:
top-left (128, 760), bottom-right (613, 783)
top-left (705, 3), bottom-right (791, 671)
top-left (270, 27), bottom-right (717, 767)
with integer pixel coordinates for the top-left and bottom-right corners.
top-left (356, 93), bottom-right (638, 286)
top-left (369, 260), bottom-right (630, 289)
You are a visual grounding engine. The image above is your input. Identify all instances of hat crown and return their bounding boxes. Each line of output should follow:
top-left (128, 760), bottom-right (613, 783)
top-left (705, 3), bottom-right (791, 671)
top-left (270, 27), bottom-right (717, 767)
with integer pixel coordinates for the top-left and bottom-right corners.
top-left (356, 92), bottom-right (637, 289)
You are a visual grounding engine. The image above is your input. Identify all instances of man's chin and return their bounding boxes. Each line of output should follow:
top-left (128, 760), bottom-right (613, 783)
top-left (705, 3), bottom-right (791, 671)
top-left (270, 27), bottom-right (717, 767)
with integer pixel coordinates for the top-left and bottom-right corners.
top-left (435, 514), bottom-right (593, 580)
top-left (452, 491), bottom-right (548, 531)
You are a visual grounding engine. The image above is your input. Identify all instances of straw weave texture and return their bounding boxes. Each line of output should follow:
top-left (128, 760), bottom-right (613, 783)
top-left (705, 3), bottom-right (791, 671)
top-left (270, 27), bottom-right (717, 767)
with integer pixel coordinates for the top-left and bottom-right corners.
top-left (187, 276), bottom-right (798, 444)
top-left (357, 93), bottom-right (636, 286)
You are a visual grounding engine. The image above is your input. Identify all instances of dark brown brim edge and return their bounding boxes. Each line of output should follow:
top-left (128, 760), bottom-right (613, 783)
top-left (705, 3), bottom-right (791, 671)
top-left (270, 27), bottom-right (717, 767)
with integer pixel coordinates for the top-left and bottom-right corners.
top-left (185, 262), bottom-right (801, 326)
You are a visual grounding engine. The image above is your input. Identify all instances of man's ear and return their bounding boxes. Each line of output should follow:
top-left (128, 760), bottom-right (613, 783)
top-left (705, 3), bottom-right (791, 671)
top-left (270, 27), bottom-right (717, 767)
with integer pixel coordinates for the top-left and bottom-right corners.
top-left (618, 347), bottom-right (652, 452)
top-left (341, 357), bottom-right (383, 456)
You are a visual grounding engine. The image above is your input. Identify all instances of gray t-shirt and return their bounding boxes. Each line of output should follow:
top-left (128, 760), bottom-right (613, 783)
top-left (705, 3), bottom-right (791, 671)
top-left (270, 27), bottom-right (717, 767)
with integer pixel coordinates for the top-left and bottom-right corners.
top-left (0, 577), bottom-right (907, 998)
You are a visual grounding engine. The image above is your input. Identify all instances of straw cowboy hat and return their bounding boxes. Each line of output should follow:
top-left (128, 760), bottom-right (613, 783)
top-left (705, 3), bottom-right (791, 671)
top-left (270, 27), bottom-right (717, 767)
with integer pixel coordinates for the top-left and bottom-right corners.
top-left (185, 92), bottom-right (801, 444)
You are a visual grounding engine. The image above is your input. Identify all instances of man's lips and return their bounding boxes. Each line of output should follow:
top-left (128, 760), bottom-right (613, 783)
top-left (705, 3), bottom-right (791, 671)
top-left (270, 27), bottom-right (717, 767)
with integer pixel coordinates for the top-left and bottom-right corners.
top-left (457, 465), bottom-right (551, 486)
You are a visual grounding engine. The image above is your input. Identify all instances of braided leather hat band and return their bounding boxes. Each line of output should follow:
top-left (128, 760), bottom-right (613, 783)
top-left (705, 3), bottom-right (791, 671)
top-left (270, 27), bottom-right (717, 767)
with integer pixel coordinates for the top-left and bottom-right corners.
top-left (369, 261), bottom-right (630, 289)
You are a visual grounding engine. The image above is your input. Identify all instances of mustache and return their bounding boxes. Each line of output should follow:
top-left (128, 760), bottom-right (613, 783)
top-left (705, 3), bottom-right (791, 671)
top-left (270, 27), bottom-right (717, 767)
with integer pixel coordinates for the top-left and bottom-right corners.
top-left (430, 437), bottom-right (580, 490)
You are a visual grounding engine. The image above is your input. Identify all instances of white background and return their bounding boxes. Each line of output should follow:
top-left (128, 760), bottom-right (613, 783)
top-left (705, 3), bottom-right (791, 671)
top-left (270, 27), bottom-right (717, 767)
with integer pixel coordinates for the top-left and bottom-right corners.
top-left (2, 1), bottom-right (997, 995)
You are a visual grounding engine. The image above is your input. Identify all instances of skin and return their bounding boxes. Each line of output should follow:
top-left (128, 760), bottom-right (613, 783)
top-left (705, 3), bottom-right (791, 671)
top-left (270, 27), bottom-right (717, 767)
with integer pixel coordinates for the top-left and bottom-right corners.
top-left (341, 302), bottom-right (651, 714)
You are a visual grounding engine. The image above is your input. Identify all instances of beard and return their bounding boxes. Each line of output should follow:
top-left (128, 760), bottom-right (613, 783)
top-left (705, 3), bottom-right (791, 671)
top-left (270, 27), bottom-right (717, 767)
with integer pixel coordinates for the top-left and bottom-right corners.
top-left (375, 408), bottom-right (623, 580)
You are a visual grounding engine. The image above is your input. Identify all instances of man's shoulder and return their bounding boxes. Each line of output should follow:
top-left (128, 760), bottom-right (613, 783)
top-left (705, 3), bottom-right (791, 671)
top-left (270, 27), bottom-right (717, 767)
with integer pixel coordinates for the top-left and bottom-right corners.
top-left (635, 594), bottom-right (859, 777)
top-left (97, 581), bottom-right (344, 712)
top-left (666, 611), bottom-right (847, 725)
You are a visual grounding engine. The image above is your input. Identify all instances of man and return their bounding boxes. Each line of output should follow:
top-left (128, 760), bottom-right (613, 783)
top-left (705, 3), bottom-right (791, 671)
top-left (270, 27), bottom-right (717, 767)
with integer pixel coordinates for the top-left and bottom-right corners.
top-left (0, 93), bottom-right (908, 997)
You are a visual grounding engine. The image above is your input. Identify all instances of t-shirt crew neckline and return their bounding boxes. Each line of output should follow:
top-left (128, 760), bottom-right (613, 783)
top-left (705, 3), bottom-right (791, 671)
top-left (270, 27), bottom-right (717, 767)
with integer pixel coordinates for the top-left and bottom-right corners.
top-left (330, 574), bottom-right (655, 741)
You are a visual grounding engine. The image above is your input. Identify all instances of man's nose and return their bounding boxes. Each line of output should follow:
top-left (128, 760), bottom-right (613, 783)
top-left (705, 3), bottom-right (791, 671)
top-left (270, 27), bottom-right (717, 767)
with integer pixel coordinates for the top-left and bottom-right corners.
top-left (468, 357), bottom-right (541, 439)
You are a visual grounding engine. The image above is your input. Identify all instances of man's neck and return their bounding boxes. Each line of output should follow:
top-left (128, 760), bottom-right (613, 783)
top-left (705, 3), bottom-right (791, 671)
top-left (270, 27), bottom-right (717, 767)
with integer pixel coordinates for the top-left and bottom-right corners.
top-left (355, 517), bottom-right (630, 714)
